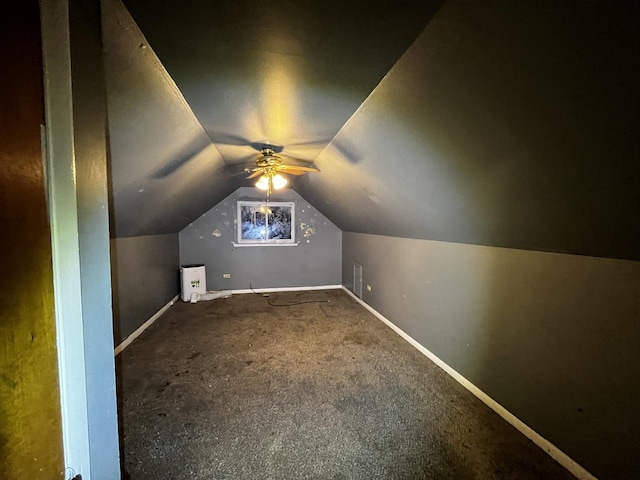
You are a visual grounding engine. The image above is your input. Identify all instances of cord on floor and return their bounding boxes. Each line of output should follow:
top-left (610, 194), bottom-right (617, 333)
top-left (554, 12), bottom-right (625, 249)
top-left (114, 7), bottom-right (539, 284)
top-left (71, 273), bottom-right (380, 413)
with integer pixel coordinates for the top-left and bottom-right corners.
top-left (249, 282), bottom-right (331, 307)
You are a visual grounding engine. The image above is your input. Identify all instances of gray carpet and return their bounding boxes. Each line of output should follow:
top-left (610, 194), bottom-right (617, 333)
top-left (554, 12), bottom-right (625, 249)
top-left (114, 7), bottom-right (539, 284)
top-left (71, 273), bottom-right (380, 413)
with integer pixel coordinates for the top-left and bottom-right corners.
top-left (118, 289), bottom-right (575, 479)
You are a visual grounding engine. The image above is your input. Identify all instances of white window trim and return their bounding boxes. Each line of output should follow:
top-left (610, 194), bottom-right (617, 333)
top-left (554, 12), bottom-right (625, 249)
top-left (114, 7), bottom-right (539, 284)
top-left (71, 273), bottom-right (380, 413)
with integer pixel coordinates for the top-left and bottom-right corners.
top-left (236, 200), bottom-right (296, 245)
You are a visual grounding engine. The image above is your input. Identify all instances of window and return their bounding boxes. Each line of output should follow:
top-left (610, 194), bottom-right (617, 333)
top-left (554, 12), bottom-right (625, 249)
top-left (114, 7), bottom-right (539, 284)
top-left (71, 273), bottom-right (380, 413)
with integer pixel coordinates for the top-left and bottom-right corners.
top-left (236, 201), bottom-right (296, 245)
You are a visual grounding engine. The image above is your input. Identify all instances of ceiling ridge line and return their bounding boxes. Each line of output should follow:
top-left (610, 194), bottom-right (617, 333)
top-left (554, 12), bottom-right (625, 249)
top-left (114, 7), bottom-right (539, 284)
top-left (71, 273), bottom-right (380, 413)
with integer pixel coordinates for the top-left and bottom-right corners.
top-left (315, 15), bottom-right (436, 163)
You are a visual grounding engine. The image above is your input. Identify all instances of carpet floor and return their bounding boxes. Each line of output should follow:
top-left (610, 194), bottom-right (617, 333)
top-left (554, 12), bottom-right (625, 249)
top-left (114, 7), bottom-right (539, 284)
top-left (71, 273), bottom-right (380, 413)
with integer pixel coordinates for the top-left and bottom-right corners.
top-left (117, 289), bottom-right (575, 479)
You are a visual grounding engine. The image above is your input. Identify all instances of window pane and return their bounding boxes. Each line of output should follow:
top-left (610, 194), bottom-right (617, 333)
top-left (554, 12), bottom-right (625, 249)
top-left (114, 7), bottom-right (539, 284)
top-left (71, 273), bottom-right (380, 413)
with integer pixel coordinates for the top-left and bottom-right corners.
top-left (241, 205), bottom-right (267, 240)
top-left (268, 206), bottom-right (292, 240)
top-left (236, 201), bottom-right (295, 244)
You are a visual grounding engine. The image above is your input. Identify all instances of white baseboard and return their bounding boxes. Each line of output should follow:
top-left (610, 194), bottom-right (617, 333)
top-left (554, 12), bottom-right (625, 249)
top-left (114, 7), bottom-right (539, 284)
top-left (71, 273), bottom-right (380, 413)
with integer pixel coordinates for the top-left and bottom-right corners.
top-left (114, 294), bottom-right (179, 356)
top-left (341, 286), bottom-right (596, 480)
top-left (232, 285), bottom-right (343, 295)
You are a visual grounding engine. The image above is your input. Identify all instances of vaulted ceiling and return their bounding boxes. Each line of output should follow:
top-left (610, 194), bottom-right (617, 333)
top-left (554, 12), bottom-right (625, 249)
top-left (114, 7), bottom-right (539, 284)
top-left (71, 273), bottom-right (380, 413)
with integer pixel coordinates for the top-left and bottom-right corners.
top-left (103, 0), bottom-right (640, 260)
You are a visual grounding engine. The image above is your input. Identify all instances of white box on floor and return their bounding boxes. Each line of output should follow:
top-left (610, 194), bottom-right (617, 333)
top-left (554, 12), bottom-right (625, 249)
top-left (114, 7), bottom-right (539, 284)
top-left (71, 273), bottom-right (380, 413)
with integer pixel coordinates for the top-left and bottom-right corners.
top-left (180, 265), bottom-right (206, 302)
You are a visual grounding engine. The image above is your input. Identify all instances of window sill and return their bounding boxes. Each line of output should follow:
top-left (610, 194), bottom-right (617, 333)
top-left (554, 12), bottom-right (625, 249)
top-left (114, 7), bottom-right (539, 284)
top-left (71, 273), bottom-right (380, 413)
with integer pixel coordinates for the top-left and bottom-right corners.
top-left (231, 241), bottom-right (300, 247)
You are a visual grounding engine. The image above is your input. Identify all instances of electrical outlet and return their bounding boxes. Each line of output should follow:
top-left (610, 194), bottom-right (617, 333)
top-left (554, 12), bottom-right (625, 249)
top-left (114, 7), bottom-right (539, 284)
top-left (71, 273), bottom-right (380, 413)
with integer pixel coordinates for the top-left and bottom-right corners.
top-left (223, 273), bottom-right (231, 278)
top-left (366, 285), bottom-right (372, 292)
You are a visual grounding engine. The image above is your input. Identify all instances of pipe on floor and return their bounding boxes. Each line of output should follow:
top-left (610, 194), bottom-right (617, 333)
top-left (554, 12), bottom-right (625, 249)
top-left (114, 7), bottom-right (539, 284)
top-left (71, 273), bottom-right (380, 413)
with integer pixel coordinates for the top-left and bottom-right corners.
top-left (190, 290), bottom-right (232, 303)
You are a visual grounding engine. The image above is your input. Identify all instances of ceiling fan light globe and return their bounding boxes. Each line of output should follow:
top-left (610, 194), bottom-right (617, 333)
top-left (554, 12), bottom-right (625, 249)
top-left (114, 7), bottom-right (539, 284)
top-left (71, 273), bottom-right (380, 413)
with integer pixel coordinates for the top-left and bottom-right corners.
top-left (255, 175), bottom-right (270, 190)
top-left (272, 173), bottom-right (288, 190)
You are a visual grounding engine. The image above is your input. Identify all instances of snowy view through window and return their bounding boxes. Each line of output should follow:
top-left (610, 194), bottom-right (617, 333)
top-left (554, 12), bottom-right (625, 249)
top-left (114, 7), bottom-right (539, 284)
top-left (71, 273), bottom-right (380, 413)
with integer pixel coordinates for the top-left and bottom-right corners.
top-left (238, 201), bottom-right (294, 244)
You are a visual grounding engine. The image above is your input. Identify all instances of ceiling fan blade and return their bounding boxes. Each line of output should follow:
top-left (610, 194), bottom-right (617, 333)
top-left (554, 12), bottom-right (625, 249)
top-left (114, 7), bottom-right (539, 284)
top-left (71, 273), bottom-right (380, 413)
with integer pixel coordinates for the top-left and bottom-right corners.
top-left (245, 170), bottom-right (264, 179)
top-left (150, 140), bottom-right (212, 179)
top-left (331, 138), bottom-right (361, 164)
top-left (286, 138), bottom-right (331, 148)
top-left (279, 165), bottom-right (321, 173)
top-left (209, 132), bottom-right (285, 153)
top-left (208, 132), bottom-right (253, 147)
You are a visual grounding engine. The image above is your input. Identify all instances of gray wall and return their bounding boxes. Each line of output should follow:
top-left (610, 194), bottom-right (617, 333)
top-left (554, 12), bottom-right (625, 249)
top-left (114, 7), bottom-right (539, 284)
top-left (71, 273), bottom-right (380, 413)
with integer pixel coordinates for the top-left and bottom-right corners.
top-left (180, 187), bottom-right (341, 291)
top-left (70, 0), bottom-right (121, 476)
top-left (111, 234), bottom-right (179, 343)
top-left (342, 232), bottom-right (640, 479)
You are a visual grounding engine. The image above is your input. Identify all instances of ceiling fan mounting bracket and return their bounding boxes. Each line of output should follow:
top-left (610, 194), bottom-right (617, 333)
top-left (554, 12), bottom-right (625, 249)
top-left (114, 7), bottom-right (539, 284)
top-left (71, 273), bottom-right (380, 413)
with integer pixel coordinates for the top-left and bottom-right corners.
top-left (255, 148), bottom-right (282, 167)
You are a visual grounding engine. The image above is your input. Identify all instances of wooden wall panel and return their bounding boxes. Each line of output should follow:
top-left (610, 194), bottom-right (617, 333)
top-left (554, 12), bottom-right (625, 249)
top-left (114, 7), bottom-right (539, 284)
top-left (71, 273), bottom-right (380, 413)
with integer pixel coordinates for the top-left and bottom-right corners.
top-left (0, 3), bottom-right (64, 478)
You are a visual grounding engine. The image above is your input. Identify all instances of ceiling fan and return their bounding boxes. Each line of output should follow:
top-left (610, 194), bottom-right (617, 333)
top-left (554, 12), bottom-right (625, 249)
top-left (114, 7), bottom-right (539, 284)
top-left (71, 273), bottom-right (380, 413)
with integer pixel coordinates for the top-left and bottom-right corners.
top-left (244, 148), bottom-right (320, 195)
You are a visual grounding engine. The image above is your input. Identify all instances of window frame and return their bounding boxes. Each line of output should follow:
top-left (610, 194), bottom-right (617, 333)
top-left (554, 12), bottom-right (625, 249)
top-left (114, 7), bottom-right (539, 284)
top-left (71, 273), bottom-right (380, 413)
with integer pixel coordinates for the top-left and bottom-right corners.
top-left (236, 200), bottom-right (296, 245)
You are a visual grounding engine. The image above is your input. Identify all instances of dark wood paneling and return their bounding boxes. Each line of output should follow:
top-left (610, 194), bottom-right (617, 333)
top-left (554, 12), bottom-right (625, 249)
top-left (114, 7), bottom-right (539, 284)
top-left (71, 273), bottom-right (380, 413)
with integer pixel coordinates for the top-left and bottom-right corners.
top-left (0, 3), bottom-right (64, 478)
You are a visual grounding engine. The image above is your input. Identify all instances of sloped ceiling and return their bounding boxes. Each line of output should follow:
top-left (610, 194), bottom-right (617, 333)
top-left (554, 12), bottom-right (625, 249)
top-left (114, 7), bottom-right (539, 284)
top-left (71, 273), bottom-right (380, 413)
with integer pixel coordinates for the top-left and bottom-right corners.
top-left (104, 0), bottom-right (242, 237)
top-left (104, 0), bottom-right (640, 260)
top-left (121, 0), bottom-right (441, 164)
top-left (296, 0), bottom-right (640, 260)
top-left (104, 0), bottom-right (440, 237)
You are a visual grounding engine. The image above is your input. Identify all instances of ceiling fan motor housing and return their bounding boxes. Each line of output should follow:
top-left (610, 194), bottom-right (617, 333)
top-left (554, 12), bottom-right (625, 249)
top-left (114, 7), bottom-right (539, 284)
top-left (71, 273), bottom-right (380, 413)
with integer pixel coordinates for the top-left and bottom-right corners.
top-left (257, 148), bottom-right (283, 167)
